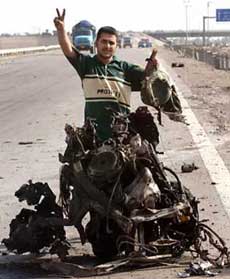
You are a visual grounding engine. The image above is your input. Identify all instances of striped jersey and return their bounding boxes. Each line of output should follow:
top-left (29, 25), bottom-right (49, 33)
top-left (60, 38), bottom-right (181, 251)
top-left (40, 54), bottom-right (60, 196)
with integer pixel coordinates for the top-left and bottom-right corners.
top-left (66, 51), bottom-right (145, 141)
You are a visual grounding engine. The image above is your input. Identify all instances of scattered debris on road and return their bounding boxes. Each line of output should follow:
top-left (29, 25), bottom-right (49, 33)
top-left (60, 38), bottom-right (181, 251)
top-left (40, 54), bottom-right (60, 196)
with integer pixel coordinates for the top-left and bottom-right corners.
top-left (181, 163), bottom-right (199, 173)
top-left (177, 261), bottom-right (220, 277)
top-left (18, 141), bottom-right (34, 145)
top-left (171, 62), bottom-right (185, 68)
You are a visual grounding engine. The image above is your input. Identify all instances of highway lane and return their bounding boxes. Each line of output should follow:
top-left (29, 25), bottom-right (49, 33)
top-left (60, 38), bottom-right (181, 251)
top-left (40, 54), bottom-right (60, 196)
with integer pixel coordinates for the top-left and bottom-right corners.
top-left (0, 47), bottom-right (230, 278)
top-left (0, 50), bottom-right (86, 241)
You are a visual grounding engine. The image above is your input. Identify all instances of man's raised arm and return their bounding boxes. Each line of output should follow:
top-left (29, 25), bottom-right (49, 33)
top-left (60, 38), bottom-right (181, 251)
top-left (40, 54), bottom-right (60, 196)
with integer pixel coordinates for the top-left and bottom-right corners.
top-left (54, 9), bottom-right (78, 58)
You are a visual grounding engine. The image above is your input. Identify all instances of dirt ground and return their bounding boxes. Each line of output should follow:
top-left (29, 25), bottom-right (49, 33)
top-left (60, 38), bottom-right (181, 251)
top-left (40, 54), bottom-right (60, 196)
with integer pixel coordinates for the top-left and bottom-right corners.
top-left (159, 45), bottom-right (230, 145)
top-left (157, 46), bottom-right (230, 187)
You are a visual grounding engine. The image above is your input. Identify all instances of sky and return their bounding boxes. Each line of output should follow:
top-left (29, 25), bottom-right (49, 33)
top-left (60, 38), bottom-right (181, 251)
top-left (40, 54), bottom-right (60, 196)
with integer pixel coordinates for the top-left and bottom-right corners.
top-left (0, 0), bottom-right (230, 34)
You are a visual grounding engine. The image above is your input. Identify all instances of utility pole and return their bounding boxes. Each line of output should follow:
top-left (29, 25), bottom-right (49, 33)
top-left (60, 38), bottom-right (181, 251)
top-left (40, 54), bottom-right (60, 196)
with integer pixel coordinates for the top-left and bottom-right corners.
top-left (184, 0), bottom-right (191, 45)
top-left (207, 1), bottom-right (212, 45)
top-left (203, 16), bottom-right (216, 46)
top-left (203, 16), bottom-right (207, 46)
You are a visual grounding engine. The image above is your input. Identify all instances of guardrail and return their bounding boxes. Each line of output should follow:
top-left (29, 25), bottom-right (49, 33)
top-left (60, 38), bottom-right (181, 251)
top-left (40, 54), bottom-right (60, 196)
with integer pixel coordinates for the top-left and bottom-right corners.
top-left (167, 44), bottom-right (230, 71)
top-left (0, 45), bottom-right (60, 57)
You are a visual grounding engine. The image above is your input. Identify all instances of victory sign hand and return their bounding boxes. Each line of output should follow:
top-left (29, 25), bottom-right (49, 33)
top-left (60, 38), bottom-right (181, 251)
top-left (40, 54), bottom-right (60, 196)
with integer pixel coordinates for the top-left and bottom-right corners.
top-left (54, 8), bottom-right (66, 31)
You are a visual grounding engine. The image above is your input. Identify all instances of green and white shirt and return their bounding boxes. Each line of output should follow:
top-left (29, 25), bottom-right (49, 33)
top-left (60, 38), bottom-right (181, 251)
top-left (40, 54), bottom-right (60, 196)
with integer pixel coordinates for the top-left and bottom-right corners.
top-left (66, 51), bottom-right (144, 141)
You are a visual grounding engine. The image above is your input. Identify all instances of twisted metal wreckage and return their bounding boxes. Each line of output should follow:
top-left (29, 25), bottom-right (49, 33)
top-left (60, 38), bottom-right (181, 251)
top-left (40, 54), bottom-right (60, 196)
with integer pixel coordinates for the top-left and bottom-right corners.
top-left (2, 50), bottom-right (230, 275)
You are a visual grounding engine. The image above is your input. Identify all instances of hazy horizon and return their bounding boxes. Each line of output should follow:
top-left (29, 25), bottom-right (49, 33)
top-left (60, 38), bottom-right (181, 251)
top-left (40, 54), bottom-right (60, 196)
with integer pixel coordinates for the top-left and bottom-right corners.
top-left (1, 0), bottom-right (230, 35)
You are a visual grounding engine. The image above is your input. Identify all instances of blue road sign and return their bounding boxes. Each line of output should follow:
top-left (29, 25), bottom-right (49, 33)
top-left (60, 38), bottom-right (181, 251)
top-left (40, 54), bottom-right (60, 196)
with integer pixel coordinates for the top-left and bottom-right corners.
top-left (216, 9), bottom-right (230, 22)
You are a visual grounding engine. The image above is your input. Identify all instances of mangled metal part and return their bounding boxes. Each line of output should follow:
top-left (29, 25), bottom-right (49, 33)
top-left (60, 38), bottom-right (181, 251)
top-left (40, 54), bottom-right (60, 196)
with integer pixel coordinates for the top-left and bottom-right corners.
top-left (124, 167), bottom-right (161, 211)
top-left (87, 147), bottom-right (123, 184)
top-left (41, 253), bottom-right (185, 277)
top-left (128, 106), bottom-right (159, 149)
top-left (130, 202), bottom-right (192, 223)
top-left (192, 223), bottom-right (230, 266)
top-left (56, 109), bottom-right (223, 262)
top-left (177, 261), bottom-right (219, 278)
top-left (181, 162), bottom-right (199, 173)
top-left (59, 118), bottom-right (98, 164)
top-left (141, 49), bottom-right (184, 123)
top-left (171, 62), bottom-right (185, 68)
top-left (2, 180), bottom-right (68, 258)
top-left (61, 170), bottom-right (133, 235)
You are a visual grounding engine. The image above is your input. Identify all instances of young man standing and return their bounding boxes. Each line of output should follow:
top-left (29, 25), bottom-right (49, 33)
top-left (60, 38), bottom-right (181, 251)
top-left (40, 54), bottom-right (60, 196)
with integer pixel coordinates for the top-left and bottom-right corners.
top-left (54, 9), bottom-right (146, 141)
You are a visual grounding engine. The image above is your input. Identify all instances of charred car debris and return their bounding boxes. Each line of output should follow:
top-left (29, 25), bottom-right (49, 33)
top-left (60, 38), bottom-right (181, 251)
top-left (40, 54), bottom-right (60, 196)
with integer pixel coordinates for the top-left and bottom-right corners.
top-left (2, 104), bottom-right (229, 276)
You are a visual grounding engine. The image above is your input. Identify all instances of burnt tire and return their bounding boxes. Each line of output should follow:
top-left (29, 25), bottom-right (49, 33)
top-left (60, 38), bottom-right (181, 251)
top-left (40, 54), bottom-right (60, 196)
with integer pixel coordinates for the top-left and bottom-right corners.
top-left (86, 218), bottom-right (119, 259)
top-left (91, 234), bottom-right (118, 259)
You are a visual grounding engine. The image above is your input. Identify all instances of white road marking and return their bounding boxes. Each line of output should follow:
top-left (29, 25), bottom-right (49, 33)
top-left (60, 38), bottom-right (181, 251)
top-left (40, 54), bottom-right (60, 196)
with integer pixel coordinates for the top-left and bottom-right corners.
top-left (161, 60), bottom-right (230, 217)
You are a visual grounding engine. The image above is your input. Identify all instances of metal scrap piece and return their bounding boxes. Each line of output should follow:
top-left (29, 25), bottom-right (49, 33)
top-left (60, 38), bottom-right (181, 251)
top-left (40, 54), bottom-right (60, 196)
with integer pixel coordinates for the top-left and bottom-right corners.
top-left (181, 163), bottom-right (199, 173)
top-left (40, 254), bottom-right (179, 277)
top-left (177, 261), bottom-right (220, 277)
top-left (2, 181), bottom-right (66, 256)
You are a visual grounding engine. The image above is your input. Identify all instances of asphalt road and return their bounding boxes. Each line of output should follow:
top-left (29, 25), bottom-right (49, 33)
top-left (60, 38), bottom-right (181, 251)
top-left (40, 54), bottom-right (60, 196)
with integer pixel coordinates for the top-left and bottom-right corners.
top-left (0, 47), bottom-right (230, 278)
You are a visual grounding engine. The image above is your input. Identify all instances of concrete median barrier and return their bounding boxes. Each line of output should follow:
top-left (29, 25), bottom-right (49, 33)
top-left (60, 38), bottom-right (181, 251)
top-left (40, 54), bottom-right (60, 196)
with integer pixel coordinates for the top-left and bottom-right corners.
top-left (0, 45), bottom-right (60, 57)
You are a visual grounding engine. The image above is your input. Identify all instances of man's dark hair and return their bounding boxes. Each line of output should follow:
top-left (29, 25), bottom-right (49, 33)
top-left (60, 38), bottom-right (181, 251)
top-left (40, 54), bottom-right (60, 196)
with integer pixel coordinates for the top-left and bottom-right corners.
top-left (96, 26), bottom-right (118, 40)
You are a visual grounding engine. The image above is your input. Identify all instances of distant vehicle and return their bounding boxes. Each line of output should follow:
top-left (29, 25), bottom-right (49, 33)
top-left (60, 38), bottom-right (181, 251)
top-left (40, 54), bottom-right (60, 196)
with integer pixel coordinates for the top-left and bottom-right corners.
top-left (117, 36), bottom-right (123, 48)
top-left (138, 38), bottom-right (152, 48)
top-left (123, 36), bottom-right (133, 48)
top-left (72, 20), bottom-right (96, 54)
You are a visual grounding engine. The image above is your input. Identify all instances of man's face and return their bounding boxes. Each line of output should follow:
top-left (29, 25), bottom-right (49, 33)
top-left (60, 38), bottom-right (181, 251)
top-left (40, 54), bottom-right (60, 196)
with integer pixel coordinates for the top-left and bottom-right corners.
top-left (95, 33), bottom-right (117, 60)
